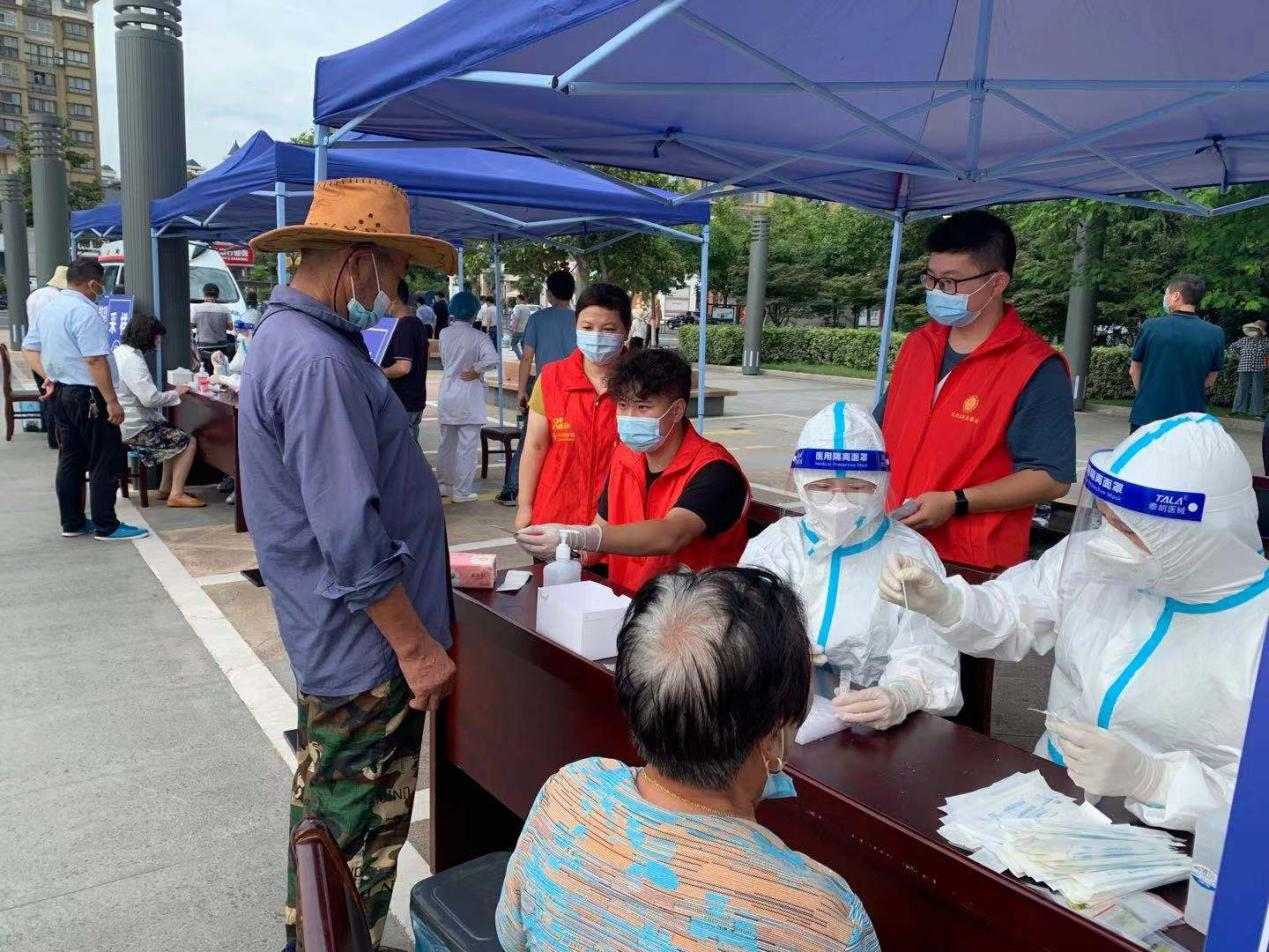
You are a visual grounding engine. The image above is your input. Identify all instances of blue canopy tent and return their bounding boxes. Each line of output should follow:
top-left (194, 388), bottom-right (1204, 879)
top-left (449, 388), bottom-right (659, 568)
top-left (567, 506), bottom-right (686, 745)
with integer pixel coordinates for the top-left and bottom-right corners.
top-left (311, 0), bottom-right (1269, 402)
top-left (72, 129), bottom-right (710, 421)
top-left (70, 201), bottom-right (123, 241)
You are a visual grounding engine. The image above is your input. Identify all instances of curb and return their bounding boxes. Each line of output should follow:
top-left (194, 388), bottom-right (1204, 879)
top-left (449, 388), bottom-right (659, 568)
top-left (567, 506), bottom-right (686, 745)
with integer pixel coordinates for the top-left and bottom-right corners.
top-left (1083, 402), bottom-right (1265, 434)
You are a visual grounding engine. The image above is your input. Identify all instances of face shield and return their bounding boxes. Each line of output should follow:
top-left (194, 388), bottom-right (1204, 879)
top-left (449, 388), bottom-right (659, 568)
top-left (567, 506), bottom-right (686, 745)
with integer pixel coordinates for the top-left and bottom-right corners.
top-left (787, 447), bottom-right (890, 554)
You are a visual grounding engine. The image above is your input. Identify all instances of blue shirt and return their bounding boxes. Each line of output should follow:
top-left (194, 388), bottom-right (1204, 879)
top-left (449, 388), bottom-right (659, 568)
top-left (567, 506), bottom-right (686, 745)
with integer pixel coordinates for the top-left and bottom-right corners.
top-left (523, 305), bottom-right (576, 371)
top-left (21, 289), bottom-right (117, 387)
top-left (238, 285), bottom-right (452, 696)
top-left (1130, 312), bottom-right (1225, 427)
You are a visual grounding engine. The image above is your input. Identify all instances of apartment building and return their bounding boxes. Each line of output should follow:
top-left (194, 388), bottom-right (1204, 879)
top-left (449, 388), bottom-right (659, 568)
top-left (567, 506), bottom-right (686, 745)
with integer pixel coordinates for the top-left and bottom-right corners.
top-left (0, 0), bottom-right (100, 184)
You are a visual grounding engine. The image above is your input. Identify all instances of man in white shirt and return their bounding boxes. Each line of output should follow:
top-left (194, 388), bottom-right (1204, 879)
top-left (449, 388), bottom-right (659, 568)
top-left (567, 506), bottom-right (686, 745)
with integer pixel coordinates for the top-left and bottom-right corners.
top-left (509, 296), bottom-right (534, 360)
top-left (24, 264), bottom-right (68, 447)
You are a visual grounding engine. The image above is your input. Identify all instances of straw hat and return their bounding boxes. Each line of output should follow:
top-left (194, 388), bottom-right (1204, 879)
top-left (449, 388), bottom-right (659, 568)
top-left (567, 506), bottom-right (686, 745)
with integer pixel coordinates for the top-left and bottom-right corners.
top-left (250, 177), bottom-right (456, 273)
top-left (48, 265), bottom-right (68, 289)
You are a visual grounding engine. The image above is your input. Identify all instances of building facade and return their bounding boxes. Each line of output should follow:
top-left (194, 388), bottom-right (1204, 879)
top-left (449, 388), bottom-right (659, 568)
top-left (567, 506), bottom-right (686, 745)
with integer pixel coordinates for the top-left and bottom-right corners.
top-left (0, 0), bottom-right (100, 184)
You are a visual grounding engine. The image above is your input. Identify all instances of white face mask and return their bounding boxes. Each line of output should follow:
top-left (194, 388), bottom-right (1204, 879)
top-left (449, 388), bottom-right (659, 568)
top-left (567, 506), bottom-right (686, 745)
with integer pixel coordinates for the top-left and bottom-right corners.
top-left (1085, 523), bottom-right (1160, 589)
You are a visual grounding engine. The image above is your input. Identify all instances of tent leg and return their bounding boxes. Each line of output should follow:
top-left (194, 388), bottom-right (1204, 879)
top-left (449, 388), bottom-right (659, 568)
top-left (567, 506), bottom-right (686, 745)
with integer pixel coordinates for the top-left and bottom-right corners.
top-left (494, 237), bottom-right (505, 427)
top-left (150, 231), bottom-right (164, 381)
top-left (874, 215), bottom-right (905, 408)
top-left (274, 181), bottom-right (288, 286)
top-left (456, 243), bottom-right (465, 294)
top-left (314, 125), bottom-right (329, 183)
top-left (696, 224), bottom-right (710, 429)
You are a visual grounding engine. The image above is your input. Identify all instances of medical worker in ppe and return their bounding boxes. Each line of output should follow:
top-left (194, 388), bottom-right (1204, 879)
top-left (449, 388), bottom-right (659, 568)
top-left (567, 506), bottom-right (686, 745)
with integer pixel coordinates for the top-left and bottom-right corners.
top-left (881, 413), bottom-right (1268, 831)
top-left (742, 402), bottom-right (962, 730)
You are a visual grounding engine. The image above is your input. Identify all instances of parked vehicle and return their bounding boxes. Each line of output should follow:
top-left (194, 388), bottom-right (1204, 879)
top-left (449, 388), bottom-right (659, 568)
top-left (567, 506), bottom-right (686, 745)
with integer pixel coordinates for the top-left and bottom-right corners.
top-left (97, 241), bottom-right (248, 323)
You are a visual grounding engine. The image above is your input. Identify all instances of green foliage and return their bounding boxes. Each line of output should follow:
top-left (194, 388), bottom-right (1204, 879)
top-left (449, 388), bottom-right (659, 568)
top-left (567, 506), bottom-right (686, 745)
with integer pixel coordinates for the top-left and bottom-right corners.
top-left (15, 127), bottom-right (102, 218)
top-left (679, 325), bottom-right (904, 372)
top-left (1081, 347), bottom-right (1244, 407)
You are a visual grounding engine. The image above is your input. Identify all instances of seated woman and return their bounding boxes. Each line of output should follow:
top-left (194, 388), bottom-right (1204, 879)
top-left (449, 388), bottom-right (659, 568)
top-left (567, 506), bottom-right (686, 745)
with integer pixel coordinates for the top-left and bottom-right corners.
top-left (497, 567), bottom-right (879, 952)
top-left (514, 282), bottom-right (631, 534)
top-left (115, 314), bottom-right (204, 508)
top-left (516, 349), bottom-right (751, 592)
top-left (743, 402), bottom-right (961, 731)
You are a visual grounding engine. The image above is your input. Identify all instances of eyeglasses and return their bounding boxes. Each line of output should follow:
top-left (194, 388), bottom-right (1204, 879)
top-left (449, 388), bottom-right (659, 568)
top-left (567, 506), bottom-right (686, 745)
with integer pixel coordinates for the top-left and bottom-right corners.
top-left (921, 269), bottom-right (997, 295)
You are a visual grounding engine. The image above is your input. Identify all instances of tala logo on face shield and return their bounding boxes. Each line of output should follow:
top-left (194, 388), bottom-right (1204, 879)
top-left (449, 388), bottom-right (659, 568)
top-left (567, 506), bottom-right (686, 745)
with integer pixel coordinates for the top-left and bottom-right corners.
top-left (951, 393), bottom-right (983, 424)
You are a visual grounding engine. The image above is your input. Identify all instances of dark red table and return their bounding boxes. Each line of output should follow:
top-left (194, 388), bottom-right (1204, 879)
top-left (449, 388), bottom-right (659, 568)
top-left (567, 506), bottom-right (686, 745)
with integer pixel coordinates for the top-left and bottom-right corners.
top-left (428, 564), bottom-right (1201, 951)
top-left (168, 387), bottom-right (245, 532)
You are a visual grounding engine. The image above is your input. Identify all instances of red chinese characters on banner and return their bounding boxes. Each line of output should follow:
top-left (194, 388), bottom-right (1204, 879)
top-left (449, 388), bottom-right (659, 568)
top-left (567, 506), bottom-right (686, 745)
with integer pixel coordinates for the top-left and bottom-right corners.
top-left (212, 243), bottom-right (255, 267)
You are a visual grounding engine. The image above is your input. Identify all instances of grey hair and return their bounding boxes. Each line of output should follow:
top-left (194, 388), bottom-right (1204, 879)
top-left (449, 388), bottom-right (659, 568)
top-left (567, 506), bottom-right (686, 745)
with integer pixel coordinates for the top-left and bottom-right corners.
top-left (615, 567), bottom-right (812, 791)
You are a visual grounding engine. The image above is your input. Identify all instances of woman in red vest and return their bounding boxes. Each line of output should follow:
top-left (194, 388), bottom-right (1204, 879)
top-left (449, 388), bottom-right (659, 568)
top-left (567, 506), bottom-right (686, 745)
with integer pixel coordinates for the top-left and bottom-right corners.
top-left (514, 283), bottom-right (632, 533)
top-left (879, 211), bottom-right (1076, 570)
top-left (516, 349), bottom-right (751, 593)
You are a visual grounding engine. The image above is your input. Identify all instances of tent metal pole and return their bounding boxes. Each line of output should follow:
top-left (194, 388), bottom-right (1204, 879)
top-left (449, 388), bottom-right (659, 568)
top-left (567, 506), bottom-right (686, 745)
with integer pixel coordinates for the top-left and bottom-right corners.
top-left (696, 223), bottom-right (710, 429)
top-left (274, 181), bottom-right (289, 286)
top-left (149, 231), bottom-right (162, 321)
top-left (556, 0), bottom-right (688, 88)
top-left (874, 213), bottom-right (905, 407)
top-left (965, 0), bottom-right (994, 174)
top-left (493, 236), bottom-right (505, 427)
top-left (314, 125), bottom-right (329, 183)
top-left (1210, 193), bottom-right (1269, 216)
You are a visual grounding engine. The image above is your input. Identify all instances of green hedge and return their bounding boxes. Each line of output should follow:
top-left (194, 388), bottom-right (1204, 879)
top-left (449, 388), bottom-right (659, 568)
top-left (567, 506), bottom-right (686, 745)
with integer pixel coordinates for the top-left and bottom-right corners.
top-left (679, 327), bottom-right (1246, 405)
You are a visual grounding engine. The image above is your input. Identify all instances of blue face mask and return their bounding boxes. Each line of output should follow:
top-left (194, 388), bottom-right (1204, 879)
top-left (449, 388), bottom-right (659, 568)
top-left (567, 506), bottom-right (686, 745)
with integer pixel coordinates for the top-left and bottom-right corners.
top-left (576, 329), bottom-right (625, 365)
top-left (924, 288), bottom-right (977, 328)
top-left (759, 734), bottom-right (797, 802)
top-left (345, 255), bottom-right (391, 330)
top-left (617, 403), bottom-right (677, 453)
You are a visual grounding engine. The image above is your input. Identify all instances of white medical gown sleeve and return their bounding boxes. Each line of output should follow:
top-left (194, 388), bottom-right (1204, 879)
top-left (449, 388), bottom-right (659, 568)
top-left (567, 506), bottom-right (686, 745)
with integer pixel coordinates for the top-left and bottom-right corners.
top-left (881, 609), bottom-right (963, 717)
top-left (739, 522), bottom-right (798, 581)
top-left (933, 540), bottom-right (1067, 662)
top-left (1130, 752), bottom-right (1239, 834)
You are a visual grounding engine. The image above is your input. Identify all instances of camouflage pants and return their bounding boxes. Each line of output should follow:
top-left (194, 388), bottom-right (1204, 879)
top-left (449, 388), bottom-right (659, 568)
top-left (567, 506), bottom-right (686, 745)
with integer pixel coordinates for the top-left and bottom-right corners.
top-left (286, 675), bottom-right (426, 948)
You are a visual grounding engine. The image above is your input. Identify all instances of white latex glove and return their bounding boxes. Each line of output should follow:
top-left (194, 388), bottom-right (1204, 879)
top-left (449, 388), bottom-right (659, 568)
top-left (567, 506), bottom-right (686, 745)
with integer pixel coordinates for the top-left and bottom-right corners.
top-left (515, 523), bottom-right (602, 559)
top-left (209, 350), bottom-right (229, 374)
top-left (1047, 720), bottom-right (1173, 802)
top-left (832, 678), bottom-right (926, 730)
top-left (878, 554), bottom-right (962, 627)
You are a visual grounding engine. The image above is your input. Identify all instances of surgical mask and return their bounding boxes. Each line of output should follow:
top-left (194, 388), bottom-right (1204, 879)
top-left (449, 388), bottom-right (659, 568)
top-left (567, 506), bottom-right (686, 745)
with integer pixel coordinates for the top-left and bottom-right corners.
top-left (1085, 523), bottom-right (1161, 589)
top-left (576, 329), bottom-right (624, 365)
top-left (925, 275), bottom-right (999, 328)
top-left (759, 735), bottom-right (797, 802)
top-left (346, 255), bottom-right (391, 330)
top-left (617, 404), bottom-right (677, 453)
top-left (1161, 293), bottom-right (1171, 315)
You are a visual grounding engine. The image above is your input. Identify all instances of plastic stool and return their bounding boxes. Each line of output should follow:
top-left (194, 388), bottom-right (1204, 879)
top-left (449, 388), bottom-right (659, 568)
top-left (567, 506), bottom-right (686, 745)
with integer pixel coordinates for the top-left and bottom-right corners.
top-left (410, 851), bottom-right (511, 951)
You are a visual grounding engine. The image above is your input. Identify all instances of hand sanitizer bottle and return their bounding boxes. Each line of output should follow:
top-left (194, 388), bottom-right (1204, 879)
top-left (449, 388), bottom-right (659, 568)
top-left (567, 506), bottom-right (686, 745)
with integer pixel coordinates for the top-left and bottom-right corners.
top-left (542, 542), bottom-right (581, 587)
top-left (1185, 805), bottom-right (1230, 934)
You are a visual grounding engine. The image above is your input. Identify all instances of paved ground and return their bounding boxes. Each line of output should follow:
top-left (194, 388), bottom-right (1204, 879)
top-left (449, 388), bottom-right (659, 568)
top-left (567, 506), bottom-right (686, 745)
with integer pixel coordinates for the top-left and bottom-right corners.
top-left (3, 339), bottom-right (1263, 948)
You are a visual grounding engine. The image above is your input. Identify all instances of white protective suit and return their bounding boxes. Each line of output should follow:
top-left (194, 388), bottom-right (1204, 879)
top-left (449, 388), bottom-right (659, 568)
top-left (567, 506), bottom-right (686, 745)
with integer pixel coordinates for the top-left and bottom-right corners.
top-left (437, 318), bottom-right (500, 497)
top-left (928, 413), bottom-right (1268, 831)
top-left (742, 402), bottom-right (962, 718)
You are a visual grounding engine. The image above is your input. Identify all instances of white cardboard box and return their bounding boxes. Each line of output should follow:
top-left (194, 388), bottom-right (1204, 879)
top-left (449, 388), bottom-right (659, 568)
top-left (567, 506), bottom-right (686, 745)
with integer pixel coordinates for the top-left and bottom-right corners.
top-left (536, 581), bottom-right (630, 661)
top-left (166, 368), bottom-right (194, 386)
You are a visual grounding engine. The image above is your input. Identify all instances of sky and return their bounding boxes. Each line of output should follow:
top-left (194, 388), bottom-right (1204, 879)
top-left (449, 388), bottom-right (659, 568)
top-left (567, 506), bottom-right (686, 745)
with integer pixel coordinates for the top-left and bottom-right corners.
top-left (92, 0), bottom-right (445, 170)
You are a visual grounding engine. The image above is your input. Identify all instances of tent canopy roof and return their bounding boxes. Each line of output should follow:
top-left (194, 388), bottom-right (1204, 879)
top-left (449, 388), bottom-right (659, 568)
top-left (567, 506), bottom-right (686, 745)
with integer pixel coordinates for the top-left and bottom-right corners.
top-left (313, 0), bottom-right (1269, 219)
top-left (72, 128), bottom-right (708, 246)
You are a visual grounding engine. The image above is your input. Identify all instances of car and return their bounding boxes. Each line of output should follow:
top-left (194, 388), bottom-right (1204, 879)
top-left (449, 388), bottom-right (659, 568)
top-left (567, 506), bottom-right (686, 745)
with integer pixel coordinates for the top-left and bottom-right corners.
top-left (97, 241), bottom-right (248, 323)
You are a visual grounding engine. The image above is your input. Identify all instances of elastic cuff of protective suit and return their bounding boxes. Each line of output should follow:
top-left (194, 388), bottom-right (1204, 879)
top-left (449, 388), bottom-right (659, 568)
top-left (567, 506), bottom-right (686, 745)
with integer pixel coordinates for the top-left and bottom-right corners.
top-left (1135, 758), bottom-right (1180, 809)
top-left (887, 677), bottom-right (927, 716)
top-left (932, 584), bottom-right (964, 629)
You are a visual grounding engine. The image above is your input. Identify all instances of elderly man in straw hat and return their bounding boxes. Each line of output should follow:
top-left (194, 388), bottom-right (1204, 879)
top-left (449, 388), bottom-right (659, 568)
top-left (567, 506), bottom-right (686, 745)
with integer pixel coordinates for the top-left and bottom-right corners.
top-left (242, 178), bottom-right (457, 951)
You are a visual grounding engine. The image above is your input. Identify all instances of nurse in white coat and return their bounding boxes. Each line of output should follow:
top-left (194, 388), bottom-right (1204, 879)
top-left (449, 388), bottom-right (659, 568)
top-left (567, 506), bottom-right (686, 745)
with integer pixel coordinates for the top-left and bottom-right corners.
top-left (437, 291), bottom-right (499, 502)
top-left (882, 413), bottom-right (1268, 831)
top-left (742, 402), bottom-right (962, 730)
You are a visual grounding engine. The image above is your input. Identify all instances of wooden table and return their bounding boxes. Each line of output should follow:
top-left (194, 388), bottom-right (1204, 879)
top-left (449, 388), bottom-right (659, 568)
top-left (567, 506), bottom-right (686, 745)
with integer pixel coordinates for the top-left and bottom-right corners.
top-left (429, 565), bottom-right (1201, 952)
top-left (169, 387), bottom-right (246, 532)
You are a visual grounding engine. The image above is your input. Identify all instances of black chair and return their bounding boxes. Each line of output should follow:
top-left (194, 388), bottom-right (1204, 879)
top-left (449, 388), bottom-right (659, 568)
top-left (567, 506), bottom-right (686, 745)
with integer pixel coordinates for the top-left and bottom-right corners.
top-left (411, 851), bottom-right (511, 951)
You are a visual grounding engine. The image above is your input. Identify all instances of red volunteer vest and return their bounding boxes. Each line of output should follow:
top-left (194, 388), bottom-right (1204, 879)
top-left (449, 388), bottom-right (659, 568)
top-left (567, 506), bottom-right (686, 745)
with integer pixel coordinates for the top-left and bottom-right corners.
top-left (606, 424), bottom-right (751, 593)
top-left (532, 350), bottom-right (618, 527)
top-left (883, 305), bottom-right (1064, 570)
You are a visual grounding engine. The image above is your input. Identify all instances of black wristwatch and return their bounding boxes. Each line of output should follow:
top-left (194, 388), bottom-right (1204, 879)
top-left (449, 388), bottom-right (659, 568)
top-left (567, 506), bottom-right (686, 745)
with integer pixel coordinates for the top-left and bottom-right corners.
top-left (953, 489), bottom-right (970, 517)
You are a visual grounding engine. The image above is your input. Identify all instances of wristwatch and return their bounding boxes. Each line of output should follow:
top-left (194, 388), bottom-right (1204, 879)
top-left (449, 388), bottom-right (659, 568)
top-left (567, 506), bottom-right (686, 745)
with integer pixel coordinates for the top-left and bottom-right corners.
top-left (953, 489), bottom-right (971, 517)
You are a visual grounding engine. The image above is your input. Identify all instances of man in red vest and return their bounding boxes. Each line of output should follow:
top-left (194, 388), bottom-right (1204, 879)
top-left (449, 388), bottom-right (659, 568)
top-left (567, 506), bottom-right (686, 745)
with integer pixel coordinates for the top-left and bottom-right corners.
top-left (516, 348), bottom-right (751, 593)
top-left (879, 211), bottom-right (1075, 570)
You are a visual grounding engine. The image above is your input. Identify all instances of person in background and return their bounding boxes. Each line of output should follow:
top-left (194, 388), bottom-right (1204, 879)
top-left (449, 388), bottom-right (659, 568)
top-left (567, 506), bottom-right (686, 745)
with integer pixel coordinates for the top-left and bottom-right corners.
top-left (517, 348), bottom-right (750, 593)
top-left (882, 413), bottom-right (1266, 832)
top-left (415, 291), bottom-right (437, 330)
top-left (191, 282), bottom-right (235, 372)
top-left (24, 264), bottom-right (67, 448)
top-left (436, 291), bottom-right (499, 503)
top-left (477, 294), bottom-right (498, 348)
top-left (1229, 319), bottom-right (1268, 418)
top-left (1129, 274), bottom-right (1224, 433)
top-left (239, 290), bottom-right (261, 330)
top-left (513, 283), bottom-right (630, 535)
top-left (114, 314), bottom-right (204, 508)
top-left (432, 292), bottom-right (450, 336)
top-left (497, 270), bottom-right (578, 507)
top-left (742, 403), bottom-right (961, 730)
top-left (508, 295), bottom-right (533, 360)
top-left (496, 567), bottom-right (879, 952)
top-left (21, 257), bottom-right (147, 541)
top-left (381, 278), bottom-right (429, 442)
top-left (628, 297), bottom-right (650, 351)
top-left (878, 210), bottom-right (1074, 570)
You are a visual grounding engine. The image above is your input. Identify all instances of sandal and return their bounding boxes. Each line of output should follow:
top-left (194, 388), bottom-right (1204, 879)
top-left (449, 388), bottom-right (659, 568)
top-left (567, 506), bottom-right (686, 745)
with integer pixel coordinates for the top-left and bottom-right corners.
top-left (167, 495), bottom-right (207, 509)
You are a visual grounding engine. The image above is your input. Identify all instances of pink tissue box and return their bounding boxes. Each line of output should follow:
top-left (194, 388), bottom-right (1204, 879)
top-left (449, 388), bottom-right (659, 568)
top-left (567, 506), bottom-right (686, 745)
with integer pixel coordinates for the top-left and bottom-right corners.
top-left (450, 552), bottom-right (496, 589)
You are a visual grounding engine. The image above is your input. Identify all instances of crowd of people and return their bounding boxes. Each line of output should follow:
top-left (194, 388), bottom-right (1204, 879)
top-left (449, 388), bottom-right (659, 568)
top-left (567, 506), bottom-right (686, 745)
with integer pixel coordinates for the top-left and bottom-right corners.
top-left (16, 176), bottom-right (1264, 950)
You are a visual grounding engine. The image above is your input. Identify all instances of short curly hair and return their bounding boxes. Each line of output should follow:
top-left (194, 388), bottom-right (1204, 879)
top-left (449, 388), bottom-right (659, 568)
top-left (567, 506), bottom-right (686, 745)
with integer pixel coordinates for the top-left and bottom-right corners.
top-left (120, 314), bottom-right (164, 354)
top-left (608, 347), bottom-right (691, 404)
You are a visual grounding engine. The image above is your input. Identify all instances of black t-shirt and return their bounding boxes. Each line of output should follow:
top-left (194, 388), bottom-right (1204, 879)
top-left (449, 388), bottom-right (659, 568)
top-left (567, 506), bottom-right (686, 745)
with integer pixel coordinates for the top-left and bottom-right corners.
top-left (597, 460), bottom-right (748, 537)
top-left (874, 349), bottom-right (1076, 484)
top-left (382, 315), bottom-right (429, 413)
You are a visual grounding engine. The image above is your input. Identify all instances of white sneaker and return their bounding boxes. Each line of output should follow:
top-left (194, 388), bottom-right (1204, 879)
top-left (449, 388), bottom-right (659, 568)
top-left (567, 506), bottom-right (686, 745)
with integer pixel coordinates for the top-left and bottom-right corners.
top-left (451, 491), bottom-right (480, 503)
top-left (438, 484), bottom-right (451, 498)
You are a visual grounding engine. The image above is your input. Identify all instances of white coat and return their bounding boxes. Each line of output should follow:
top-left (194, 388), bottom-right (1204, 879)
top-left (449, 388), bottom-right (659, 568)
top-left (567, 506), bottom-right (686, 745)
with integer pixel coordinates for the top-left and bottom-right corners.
top-left (438, 320), bottom-right (499, 426)
top-left (744, 516), bottom-right (963, 715)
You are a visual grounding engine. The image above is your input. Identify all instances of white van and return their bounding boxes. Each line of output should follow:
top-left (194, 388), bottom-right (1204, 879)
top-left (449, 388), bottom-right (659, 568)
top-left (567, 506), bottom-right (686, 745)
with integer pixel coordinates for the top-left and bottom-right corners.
top-left (97, 241), bottom-right (248, 323)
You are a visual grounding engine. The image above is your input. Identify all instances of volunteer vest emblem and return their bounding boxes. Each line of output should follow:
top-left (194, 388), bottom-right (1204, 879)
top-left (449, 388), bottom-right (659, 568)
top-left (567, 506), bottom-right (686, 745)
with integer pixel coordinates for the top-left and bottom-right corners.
top-left (962, 395), bottom-right (980, 414)
top-left (952, 394), bottom-right (982, 424)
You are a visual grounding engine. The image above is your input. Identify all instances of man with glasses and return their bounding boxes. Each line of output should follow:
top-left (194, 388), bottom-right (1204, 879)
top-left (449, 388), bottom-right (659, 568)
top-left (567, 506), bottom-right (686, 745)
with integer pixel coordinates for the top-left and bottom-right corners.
top-left (875, 211), bottom-right (1074, 570)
